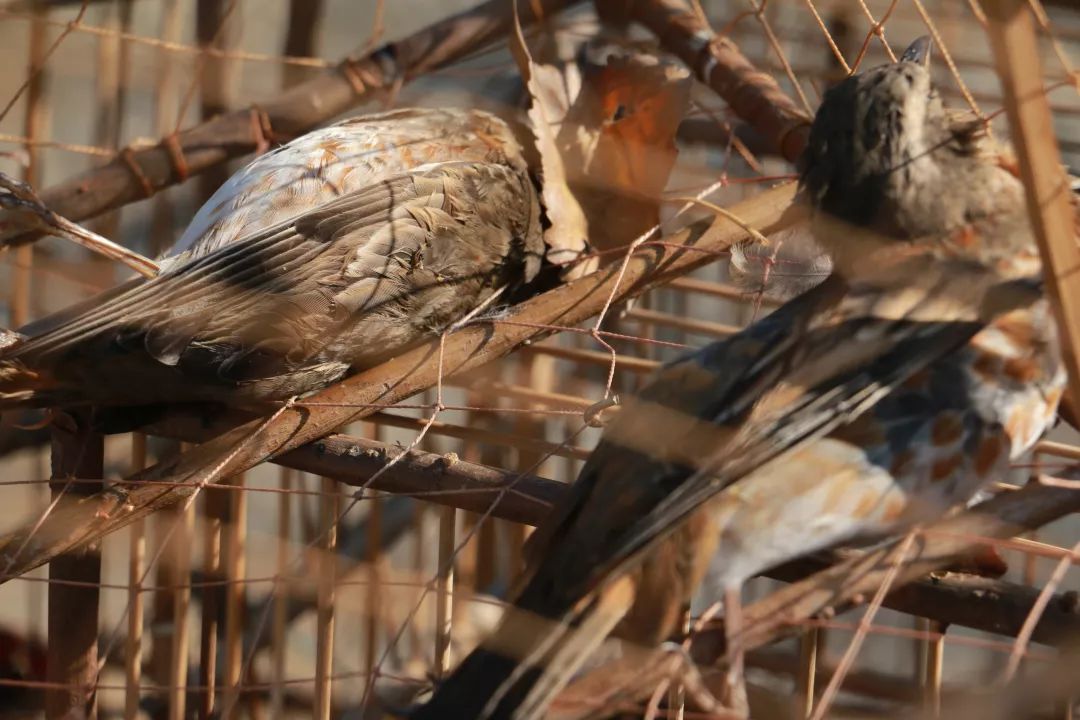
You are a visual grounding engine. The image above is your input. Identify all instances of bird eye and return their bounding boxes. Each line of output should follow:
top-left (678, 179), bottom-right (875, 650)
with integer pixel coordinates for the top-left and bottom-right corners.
top-left (612, 104), bottom-right (629, 122)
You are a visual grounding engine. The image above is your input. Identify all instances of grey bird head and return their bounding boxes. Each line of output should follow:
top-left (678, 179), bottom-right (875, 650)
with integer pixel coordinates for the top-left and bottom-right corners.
top-left (796, 36), bottom-right (1025, 274)
top-left (798, 37), bottom-right (954, 236)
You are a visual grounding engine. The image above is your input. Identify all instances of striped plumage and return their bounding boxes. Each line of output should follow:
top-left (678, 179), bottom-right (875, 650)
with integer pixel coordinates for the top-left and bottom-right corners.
top-left (414, 40), bottom-right (1062, 719)
top-left (0, 109), bottom-right (543, 409)
top-left (167, 108), bottom-right (533, 265)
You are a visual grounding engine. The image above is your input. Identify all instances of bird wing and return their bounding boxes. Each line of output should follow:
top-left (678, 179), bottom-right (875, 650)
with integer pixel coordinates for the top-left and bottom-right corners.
top-left (1, 160), bottom-right (541, 408)
top-left (518, 251), bottom-right (1043, 609)
top-left (167, 108), bottom-right (530, 262)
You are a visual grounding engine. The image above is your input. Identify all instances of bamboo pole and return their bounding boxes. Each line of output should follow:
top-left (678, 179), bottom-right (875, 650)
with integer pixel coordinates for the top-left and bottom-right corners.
top-left (45, 412), bottom-right (104, 720)
top-left (17, 0), bottom-right (48, 666)
top-left (149, 0), bottom-right (182, 257)
top-left (124, 434), bottom-right (147, 720)
top-left (147, 498), bottom-right (180, 720)
top-left (983, 0), bottom-right (1080, 422)
top-left (795, 628), bottom-right (819, 718)
top-left (168, 504), bottom-right (193, 720)
top-left (221, 474), bottom-right (247, 719)
top-left (194, 0), bottom-right (237, 205)
top-left (197, 489), bottom-right (226, 719)
top-left (283, 0), bottom-right (324, 89)
top-left (270, 468), bottom-right (292, 719)
top-left (363, 488), bottom-right (382, 698)
top-left (921, 620), bottom-right (945, 716)
top-left (313, 477), bottom-right (339, 720)
top-left (433, 506), bottom-right (457, 679)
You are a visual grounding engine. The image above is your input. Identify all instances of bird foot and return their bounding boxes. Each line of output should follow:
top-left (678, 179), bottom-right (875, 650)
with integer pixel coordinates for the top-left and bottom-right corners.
top-left (655, 641), bottom-right (740, 718)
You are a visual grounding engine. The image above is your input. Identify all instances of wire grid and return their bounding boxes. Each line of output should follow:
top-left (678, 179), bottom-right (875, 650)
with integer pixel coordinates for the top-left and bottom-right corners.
top-left (0, 0), bottom-right (1077, 718)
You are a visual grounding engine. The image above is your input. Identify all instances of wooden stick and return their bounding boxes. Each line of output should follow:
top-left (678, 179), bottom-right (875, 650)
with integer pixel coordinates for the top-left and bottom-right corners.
top-left (143, 427), bottom-right (1080, 648)
top-left (168, 504), bottom-right (193, 720)
top-left (983, 0), bottom-right (1080, 421)
top-left (370, 412), bottom-right (591, 462)
top-left (194, 0), bottom-right (238, 211)
top-left (409, 502), bottom-right (429, 667)
top-left (314, 477), bottom-right (339, 720)
top-left (149, 0), bottom-right (182, 258)
top-left (627, 0), bottom-right (812, 163)
top-left (221, 473), bottom-right (247, 719)
top-left (11, 0), bottom-right (45, 325)
top-left (283, 0), bottom-right (325, 89)
top-left (18, 0), bottom-right (48, 685)
top-left (269, 467), bottom-right (292, 719)
top-left (666, 275), bottom-right (783, 305)
top-left (124, 434), bottom-right (147, 720)
top-left (523, 344), bottom-right (660, 375)
top-left (625, 306), bottom-right (740, 338)
top-left (795, 628), bottom-right (818, 718)
top-left (147, 494), bottom-right (180, 719)
top-left (149, 422), bottom-right (565, 525)
top-left (922, 619), bottom-right (945, 716)
top-left (433, 506), bottom-right (457, 679)
top-left (45, 411), bottom-right (104, 720)
top-left (197, 488), bottom-right (225, 719)
top-left (364, 487), bottom-right (383, 696)
top-left (90, 0), bottom-right (133, 241)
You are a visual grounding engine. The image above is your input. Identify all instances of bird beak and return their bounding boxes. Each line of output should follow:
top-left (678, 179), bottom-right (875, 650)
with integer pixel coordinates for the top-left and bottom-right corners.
top-left (900, 36), bottom-right (933, 67)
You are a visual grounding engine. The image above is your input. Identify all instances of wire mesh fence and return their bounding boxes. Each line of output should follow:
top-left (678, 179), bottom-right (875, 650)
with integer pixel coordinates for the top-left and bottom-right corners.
top-left (0, 0), bottom-right (1077, 718)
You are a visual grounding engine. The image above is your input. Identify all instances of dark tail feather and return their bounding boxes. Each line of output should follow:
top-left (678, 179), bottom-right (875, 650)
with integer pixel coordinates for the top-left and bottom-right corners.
top-left (410, 647), bottom-right (531, 720)
top-left (411, 577), bottom-right (635, 720)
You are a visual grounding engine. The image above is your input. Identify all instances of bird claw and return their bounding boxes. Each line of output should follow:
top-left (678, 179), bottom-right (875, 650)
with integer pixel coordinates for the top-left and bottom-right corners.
top-left (94, 487), bottom-right (132, 520)
top-left (654, 641), bottom-right (732, 718)
top-left (0, 170), bottom-right (158, 276)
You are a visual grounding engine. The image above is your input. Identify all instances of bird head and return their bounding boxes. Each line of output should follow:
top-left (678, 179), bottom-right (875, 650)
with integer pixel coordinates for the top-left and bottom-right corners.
top-left (797, 37), bottom-right (1029, 275)
top-left (799, 37), bottom-right (949, 234)
top-left (570, 42), bottom-right (691, 253)
top-left (513, 35), bottom-right (690, 276)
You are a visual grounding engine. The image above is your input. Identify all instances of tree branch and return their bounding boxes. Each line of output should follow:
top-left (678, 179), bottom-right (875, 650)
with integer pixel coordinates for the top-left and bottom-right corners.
top-left (148, 411), bottom-right (1080, 649)
top-left (625, 0), bottom-right (812, 163)
top-left (0, 181), bottom-right (799, 581)
top-left (692, 479), bottom-right (1080, 659)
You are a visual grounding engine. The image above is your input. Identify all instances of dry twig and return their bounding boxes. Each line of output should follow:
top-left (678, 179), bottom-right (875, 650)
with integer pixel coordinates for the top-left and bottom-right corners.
top-left (625, 0), bottom-right (813, 162)
top-left (0, 171), bottom-right (158, 276)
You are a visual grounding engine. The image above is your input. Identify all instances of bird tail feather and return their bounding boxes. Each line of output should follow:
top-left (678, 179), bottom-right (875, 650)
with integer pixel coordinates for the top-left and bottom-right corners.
top-left (413, 576), bottom-right (634, 720)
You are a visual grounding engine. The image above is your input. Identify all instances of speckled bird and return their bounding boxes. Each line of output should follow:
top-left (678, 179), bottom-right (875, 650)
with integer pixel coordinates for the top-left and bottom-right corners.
top-left (0, 108), bottom-right (544, 409)
top-left (413, 38), bottom-right (1064, 719)
top-left (0, 34), bottom-right (692, 415)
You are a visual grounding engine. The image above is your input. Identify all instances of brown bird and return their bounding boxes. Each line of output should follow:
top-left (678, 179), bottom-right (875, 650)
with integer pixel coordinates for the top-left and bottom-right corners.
top-left (0, 108), bottom-right (544, 411)
top-left (412, 37), bottom-right (1062, 719)
top-left (0, 36), bottom-right (690, 419)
